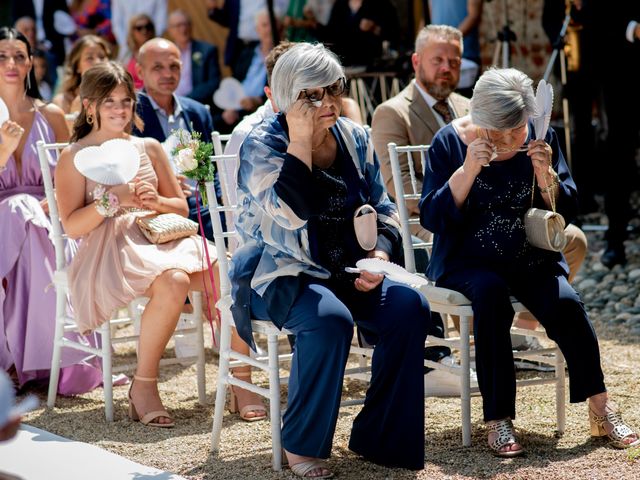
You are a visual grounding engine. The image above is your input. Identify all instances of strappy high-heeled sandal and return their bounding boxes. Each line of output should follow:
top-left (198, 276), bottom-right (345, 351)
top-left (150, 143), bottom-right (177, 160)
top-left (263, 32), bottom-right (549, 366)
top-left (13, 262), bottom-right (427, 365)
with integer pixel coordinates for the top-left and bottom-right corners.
top-left (486, 418), bottom-right (524, 457)
top-left (589, 406), bottom-right (640, 449)
top-left (128, 375), bottom-right (175, 428)
top-left (228, 370), bottom-right (267, 422)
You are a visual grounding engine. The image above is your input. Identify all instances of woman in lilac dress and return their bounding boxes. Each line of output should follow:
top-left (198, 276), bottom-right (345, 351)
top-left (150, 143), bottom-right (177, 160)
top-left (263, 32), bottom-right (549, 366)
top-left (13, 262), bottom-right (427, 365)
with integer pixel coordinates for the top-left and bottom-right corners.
top-left (0, 27), bottom-right (102, 394)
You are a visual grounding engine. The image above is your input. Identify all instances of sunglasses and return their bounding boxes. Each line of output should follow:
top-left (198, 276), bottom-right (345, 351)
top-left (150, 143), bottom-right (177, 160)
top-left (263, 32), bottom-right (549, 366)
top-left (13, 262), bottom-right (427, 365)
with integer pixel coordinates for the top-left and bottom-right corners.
top-left (133, 23), bottom-right (153, 32)
top-left (301, 78), bottom-right (347, 104)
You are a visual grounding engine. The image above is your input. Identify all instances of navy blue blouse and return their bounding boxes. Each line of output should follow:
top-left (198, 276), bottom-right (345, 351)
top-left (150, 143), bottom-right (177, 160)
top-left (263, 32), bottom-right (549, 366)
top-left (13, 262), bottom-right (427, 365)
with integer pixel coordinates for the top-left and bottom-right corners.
top-left (419, 122), bottom-right (579, 281)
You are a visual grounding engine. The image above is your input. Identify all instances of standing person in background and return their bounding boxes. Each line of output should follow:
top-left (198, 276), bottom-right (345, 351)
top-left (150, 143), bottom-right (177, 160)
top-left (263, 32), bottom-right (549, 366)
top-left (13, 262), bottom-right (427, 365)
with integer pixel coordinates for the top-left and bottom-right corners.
top-left (324, 0), bottom-right (400, 68)
top-left (10, 0), bottom-right (70, 84)
top-left (167, 9), bottom-right (221, 110)
top-left (428, 0), bottom-right (483, 97)
top-left (111, 0), bottom-right (168, 62)
top-left (124, 14), bottom-right (156, 90)
top-left (0, 27), bottom-right (102, 395)
top-left (205, 0), bottom-right (288, 81)
top-left (561, 0), bottom-right (640, 268)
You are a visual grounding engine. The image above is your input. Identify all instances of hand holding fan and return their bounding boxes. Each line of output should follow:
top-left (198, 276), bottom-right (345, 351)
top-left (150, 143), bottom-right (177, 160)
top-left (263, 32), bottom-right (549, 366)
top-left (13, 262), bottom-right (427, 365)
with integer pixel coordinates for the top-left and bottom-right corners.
top-left (73, 138), bottom-right (140, 185)
top-left (345, 258), bottom-right (429, 287)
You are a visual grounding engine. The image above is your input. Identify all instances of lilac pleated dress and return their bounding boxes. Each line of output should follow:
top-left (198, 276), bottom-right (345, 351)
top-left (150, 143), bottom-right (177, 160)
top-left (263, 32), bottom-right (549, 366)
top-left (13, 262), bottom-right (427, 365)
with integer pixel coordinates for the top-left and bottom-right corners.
top-left (0, 110), bottom-right (102, 395)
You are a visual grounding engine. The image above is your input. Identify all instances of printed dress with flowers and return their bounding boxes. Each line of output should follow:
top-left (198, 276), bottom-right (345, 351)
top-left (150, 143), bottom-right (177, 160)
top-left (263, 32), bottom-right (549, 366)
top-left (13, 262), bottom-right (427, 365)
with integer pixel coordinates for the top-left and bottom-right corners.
top-left (0, 109), bottom-right (102, 394)
top-left (67, 138), bottom-right (212, 333)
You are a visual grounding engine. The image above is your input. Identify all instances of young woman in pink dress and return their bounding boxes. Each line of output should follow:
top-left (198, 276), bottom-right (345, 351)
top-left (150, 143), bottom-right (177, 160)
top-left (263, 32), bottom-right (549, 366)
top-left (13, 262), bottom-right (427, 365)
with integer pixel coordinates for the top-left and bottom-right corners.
top-left (54, 60), bottom-right (222, 427)
top-left (0, 27), bottom-right (102, 394)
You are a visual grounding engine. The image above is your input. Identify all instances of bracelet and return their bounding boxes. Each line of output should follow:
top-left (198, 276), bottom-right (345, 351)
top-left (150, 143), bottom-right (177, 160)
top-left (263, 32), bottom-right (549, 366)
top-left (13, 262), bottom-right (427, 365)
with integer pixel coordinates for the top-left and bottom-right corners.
top-left (539, 181), bottom-right (559, 195)
top-left (92, 184), bottom-right (120, 217)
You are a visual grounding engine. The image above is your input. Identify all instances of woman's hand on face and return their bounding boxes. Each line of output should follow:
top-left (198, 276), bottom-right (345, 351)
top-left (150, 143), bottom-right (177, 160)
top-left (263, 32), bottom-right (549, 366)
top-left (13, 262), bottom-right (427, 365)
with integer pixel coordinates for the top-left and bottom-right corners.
top-left (527, 139), bottom-right (554, 178)
top-left (0, 121), bottom-right (25, 155)
top-left (354, 270), bottom-right (384, 292)
top-left (287, 98), bottom-right (317, 146)
top-left (464, 137), bottom-right (494, 175)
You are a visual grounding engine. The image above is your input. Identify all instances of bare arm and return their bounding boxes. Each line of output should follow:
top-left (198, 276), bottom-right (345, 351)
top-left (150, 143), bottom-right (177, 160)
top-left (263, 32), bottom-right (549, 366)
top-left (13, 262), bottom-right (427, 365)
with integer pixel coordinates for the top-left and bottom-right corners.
top-left (142, 138), bottom-right (189, 216)
top-left (458, 0), bottom-right (483, 36)
top-left (41, 103), bottom-right (70, 142)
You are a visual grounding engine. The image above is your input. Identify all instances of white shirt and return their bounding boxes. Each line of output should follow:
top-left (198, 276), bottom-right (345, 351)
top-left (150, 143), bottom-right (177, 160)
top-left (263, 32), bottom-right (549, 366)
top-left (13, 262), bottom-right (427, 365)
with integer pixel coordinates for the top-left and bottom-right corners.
top-left (33, 0), bottom-right (46, 42)
top-left (223, 99), bottom-right (275, 207)
top-left (413, 81), bottom-right (453, 129)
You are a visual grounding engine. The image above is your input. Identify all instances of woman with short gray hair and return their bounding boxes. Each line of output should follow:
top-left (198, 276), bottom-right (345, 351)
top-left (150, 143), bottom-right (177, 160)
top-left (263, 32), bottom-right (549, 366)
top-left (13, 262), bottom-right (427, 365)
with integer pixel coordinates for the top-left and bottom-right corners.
top-left (420, 68), bottom-right (638, 457)
top-left (232, 42), bottom-right (431, 475)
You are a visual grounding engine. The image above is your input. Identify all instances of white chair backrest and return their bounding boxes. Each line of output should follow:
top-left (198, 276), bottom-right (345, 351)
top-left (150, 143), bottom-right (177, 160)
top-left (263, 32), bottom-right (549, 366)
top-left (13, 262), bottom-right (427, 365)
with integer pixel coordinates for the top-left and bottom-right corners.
top-left (386, 142), bottom-right (430, 274)
top-left (36, 141), bottom-right (69, 271)
top-left (211, 131), bottom-right (231, 156)
top-left (205, 153), bottom-right (241, 298)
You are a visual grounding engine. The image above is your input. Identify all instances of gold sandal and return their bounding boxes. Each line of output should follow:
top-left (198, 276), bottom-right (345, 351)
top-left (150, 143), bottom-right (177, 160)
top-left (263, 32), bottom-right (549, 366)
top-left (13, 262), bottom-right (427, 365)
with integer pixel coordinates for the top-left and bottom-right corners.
top-left (487, 418), bottom-right (524, 457)
top-left (290, 459), bottom-right (334, 479)
top-left (128, 375), bottom-right (175, 428)
top-left (228, 370), bottom-right (267, 422)
top-left (589, 406), bottom-right (640, 449)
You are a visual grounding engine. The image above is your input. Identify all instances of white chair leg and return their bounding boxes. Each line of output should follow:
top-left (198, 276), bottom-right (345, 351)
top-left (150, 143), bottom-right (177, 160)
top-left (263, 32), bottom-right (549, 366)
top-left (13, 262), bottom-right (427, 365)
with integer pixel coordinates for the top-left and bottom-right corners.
top-left (211, 313), bottom-right (232, 452)
top-left (460, 314), bottom-right (472, 447)
top-left (101, 322), bottom-right (114, 422)
top-left (268, 333), bottom-right (283, 471)
top-left (47, 291), bottom-right (67, 408)
top-left (193, 292), bottom-right (207, 406)
top-left (556, 347), bottom-right (566, 435)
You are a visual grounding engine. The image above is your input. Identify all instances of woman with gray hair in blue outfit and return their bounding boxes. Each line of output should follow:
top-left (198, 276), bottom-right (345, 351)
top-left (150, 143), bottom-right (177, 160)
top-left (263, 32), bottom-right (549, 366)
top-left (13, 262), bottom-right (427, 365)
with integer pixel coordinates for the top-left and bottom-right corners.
top-left (230, 42), bottom-right (431, 476)
top-left (420, 68), bottom-right (639, 457)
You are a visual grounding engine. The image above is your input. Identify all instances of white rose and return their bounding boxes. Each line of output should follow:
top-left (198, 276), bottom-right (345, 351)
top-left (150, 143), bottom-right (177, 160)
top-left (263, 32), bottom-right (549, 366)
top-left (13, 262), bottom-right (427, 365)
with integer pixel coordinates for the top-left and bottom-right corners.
top-left (176, 148), bottom-right (197, 172)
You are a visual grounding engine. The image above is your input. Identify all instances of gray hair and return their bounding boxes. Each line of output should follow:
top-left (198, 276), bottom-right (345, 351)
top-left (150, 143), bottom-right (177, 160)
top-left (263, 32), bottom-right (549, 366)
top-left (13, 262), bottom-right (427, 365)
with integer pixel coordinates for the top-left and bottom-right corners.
top-left (470, 68), bottom-right (537, 130)
top-left (270, 43), bottom-right (344, 113)
top-left (415, 24), bottom-right (463, 55)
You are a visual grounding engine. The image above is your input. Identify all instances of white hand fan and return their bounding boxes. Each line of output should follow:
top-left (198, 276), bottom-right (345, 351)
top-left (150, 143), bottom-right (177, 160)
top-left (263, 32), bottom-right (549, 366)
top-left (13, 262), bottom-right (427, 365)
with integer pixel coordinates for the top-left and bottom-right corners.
top-left (74, 138), bottom-right (140, 185)
top-left (213, 77), bottom-right (245, 110)
top-left (0, 97), bottom-right (9, 126)
top-left (533, 79), bottom-right (553, 140)
top-left (345, 258), bottom-right (429, 287)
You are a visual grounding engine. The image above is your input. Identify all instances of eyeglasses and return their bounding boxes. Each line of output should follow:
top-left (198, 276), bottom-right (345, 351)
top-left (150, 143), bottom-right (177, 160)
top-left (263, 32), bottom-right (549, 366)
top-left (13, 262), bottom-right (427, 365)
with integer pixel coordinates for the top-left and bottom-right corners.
top-left (133, 23), bottom-right (153, 32)
top-left (477, 125), bottom-right (529, 153)
top-left (301, 78), bottom-right (347, 103)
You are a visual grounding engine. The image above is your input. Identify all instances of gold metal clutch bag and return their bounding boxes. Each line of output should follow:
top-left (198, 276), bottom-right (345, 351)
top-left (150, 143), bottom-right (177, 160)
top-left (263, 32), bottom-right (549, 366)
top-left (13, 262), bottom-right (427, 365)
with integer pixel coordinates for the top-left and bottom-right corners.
top-left (136, 213), bottom-right (199, 244)
top-left (524, 208), bottom-right (567, 252)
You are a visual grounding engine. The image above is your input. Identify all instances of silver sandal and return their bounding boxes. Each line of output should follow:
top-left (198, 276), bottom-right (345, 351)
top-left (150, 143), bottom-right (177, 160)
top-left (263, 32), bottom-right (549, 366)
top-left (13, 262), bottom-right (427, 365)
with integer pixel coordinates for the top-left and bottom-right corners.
top-left (487, 418), bottom-right (524, 457)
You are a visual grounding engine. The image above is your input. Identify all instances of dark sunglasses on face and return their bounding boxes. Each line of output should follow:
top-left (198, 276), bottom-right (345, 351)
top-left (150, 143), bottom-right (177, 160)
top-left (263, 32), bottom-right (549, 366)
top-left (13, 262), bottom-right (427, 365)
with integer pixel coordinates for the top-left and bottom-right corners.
top-left (133, 23), bottom-right (153, 32)
top-left (301, 77), bottom-right (348, 103)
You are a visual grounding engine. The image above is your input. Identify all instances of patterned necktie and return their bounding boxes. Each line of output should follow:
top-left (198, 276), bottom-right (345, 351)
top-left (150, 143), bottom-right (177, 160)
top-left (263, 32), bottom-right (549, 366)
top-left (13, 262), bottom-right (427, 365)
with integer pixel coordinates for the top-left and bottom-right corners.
top-left (433, 100), bottom-right (453, 124)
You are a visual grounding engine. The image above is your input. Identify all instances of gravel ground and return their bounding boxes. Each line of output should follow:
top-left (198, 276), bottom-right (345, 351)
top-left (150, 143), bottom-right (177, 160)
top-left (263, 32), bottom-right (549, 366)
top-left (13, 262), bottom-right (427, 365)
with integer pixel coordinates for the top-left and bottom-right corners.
top-left (18, 207), bottom-right (640, 480)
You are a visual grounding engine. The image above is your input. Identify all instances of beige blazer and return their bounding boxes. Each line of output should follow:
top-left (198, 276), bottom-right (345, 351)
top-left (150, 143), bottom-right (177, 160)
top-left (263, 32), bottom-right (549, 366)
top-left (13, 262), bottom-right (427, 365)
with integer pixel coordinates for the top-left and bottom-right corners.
top-left (371, 80), bottom-right (470, 241)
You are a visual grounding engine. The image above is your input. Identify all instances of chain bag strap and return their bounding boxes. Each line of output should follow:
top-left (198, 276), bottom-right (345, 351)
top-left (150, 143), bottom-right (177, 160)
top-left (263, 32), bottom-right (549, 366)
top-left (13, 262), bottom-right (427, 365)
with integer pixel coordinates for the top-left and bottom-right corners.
top-left (523, 172), bottom-right (567, 252)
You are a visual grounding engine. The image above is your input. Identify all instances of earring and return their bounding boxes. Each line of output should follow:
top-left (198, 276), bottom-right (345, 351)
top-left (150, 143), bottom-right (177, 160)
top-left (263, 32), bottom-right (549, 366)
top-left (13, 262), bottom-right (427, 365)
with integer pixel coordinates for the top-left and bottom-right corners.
top-left (87, 114), bottom-right (94, 125)
top-left (26, 73), bottom-right (31, 92)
